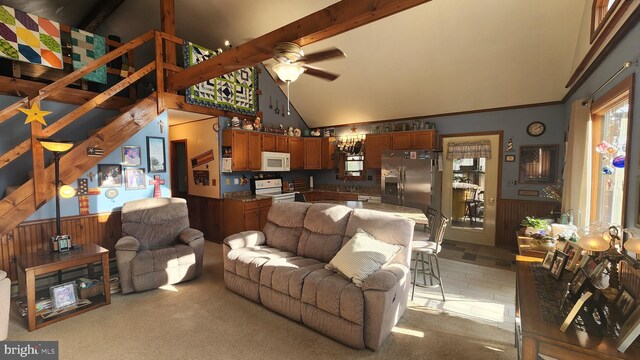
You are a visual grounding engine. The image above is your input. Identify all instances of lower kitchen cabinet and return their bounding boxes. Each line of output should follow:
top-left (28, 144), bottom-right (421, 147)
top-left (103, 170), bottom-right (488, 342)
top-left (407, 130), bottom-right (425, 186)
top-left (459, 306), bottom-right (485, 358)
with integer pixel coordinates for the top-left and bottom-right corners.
top-left (223, 198), bottom-right (272, 237)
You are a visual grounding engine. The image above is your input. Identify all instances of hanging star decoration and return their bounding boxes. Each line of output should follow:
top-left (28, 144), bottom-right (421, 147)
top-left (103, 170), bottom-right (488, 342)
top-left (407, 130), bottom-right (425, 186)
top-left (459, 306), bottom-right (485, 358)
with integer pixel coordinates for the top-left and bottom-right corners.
top-left (19, 101), bottom-right (51, 126)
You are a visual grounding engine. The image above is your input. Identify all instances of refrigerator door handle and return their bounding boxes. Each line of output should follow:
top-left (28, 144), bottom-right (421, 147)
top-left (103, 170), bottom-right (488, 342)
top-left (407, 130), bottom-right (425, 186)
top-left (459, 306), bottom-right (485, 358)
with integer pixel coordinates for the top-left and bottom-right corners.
top-left (398, 166), bottom-right (403, 204)
top-left (400, 166), bottom-right (405, 204)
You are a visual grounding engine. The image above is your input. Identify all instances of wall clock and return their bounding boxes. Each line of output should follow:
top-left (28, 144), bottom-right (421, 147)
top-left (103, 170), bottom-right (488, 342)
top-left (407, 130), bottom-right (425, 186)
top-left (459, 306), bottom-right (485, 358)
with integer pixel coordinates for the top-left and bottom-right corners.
top-left (526, 121), bottom-right (546, 137)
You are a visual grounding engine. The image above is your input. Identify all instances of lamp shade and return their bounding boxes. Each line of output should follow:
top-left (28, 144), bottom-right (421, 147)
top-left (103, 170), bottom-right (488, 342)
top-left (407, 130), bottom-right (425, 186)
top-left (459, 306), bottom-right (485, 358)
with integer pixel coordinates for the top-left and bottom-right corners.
top-left (273, 63), bottom-right (304, 82)
top-left (38, 138), bottom-right (74, 152)
top-left (577, 232), bottom-right (610, 252)
top-left (59, 185), bottom-right (76, 198)
top-left (624, 228), bottom-right (640, 256)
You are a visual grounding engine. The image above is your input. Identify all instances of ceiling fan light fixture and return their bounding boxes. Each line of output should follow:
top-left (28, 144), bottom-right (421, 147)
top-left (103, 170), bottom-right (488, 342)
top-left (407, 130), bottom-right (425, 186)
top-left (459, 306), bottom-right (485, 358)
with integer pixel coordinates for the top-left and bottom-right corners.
top-left (273, 63), bottom-right (304, 82)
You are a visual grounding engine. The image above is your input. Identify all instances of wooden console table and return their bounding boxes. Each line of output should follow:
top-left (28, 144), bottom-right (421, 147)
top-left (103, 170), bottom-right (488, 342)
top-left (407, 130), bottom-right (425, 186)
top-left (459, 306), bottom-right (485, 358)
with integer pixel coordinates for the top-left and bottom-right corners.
top-left (16, 244), bottom-right (111, 331)
top-left (516, 256), bottom-right (639, 359)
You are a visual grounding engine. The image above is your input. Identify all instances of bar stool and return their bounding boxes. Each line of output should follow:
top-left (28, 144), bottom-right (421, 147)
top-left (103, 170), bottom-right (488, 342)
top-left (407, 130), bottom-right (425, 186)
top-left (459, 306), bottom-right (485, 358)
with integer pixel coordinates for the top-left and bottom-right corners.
top-left (411, 213), bottom-right (449, 301)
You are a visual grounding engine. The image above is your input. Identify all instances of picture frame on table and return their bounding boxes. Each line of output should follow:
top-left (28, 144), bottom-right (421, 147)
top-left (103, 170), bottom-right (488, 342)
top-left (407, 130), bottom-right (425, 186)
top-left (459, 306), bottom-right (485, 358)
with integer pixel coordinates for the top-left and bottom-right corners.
top-left (541, 250), bottom-right (555, 270)
top-left (569, 268), bottom-right (589, 295)
top-left (582, 256), bottom-right (600, 278)
top-left (122, 145), bottom-right (141, 166)
top-left (550, 250), bottom-right (568, 280)
top-left (615, 288), bottom-right (638, 320)
top-left (618, 304), bottom-right (640, 352)
top-left (50, 281), bottom-right (78, 310)
top-left (564, 242), bottom-right (582, 272)
top-left (97, 164), bottom-right (122, 187)
top-left (146, 136), bottom-right (166, 173)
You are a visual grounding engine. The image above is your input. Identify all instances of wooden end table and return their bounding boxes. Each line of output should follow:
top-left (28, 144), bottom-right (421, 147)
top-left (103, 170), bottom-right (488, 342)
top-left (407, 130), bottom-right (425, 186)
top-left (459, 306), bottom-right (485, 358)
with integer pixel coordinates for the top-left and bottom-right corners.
top-left (16, 244), bottom-right (111, 331)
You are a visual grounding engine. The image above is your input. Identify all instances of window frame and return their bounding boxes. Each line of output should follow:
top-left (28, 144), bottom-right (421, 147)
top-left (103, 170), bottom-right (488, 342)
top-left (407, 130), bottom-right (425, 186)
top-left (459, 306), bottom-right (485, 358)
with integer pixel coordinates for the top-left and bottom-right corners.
top-left (589, 74), bottom-right (634, 226)
top-left (590, 0), bottom-right (625, 44)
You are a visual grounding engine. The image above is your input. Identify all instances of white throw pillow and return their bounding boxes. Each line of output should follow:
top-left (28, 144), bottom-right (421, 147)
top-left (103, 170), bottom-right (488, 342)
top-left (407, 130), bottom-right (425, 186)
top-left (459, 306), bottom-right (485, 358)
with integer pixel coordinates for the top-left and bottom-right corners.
top-left (326, 228), bottom-right (401, 287)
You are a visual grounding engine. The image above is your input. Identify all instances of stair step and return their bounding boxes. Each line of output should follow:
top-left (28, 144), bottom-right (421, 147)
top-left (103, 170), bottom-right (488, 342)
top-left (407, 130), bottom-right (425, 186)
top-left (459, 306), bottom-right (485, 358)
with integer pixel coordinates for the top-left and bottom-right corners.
top-left (88, 127), bottom-right (105, 137)
top-left (4, 186), bottom-right (19, 197)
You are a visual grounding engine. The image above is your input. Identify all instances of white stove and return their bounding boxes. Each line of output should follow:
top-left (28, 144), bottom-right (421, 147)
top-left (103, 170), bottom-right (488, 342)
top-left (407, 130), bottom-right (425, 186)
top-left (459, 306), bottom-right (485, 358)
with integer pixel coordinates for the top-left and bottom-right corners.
top-left (253, 178), bottom-right (298, 203)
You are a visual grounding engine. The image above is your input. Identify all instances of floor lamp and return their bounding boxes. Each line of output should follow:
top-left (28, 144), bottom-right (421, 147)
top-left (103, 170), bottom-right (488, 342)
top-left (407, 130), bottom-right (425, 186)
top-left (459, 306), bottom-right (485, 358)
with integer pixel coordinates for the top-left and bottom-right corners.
top-left (38, 138), bottom-right (75, 244)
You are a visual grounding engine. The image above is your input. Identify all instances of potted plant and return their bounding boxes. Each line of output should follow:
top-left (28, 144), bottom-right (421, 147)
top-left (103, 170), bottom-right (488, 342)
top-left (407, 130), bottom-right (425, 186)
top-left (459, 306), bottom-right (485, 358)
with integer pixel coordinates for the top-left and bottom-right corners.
top-left (521, 216), bottom-right (550, 236)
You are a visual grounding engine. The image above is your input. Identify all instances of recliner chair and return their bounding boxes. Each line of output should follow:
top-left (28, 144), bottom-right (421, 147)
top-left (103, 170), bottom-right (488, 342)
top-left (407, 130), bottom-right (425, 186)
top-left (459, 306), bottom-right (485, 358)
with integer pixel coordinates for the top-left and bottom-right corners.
top-left (115, 198), bottom-right (204, 294)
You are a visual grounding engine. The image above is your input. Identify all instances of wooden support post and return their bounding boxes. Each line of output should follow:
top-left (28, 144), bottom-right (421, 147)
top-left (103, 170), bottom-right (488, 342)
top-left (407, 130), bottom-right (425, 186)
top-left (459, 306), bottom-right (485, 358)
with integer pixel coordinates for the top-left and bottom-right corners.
top-left (30, 114), bottom-right (46, 209)
top-left (160, 0), bottom-right (177, 94)
top-left (155, 32), bottom-right (165, 114)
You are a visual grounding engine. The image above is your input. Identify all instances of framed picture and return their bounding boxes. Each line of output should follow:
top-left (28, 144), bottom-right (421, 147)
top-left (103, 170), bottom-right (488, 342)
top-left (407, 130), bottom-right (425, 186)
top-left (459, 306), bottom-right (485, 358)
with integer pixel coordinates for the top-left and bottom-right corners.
top-left (505, 154), bottom-right (516, 162)
top-left (550, 250), bottom-right (568, 279)
top-left (564, 242), bottom-right (582, 272)
top-left (146, 136), bottom-right (166, 173)
top-left (124, 168), bottom-right (146, 190)
top-left (98, 164), bottom-right (122, 187)
top-left (50, 281), bottom-right (78, 310)
top-left (615, 288), bottom-right (637, 320)
top-left (541, 250), bottom-right (555, 270)
top-left (518, 144), bottom-right (558, 184)
top-left (569, 269), bottom-right (588, 295)
top-left (122, 145), bottom-right (141, 166)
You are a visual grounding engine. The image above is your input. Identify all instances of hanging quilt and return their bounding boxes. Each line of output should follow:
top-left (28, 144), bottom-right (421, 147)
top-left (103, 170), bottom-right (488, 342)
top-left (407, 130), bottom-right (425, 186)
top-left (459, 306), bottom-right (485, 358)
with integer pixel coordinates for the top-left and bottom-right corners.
top-left (183, 41), bottom-right (258, 115)
top-left (0, 5), bottom-right (63, 69)
top-left (71, 28), bottom-right (106, 84)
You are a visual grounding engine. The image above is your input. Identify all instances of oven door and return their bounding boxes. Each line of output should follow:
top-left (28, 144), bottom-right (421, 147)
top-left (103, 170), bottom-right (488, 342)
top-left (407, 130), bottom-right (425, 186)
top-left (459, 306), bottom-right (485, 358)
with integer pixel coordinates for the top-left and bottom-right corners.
top-left (261, 152), bottom-right (290, 171)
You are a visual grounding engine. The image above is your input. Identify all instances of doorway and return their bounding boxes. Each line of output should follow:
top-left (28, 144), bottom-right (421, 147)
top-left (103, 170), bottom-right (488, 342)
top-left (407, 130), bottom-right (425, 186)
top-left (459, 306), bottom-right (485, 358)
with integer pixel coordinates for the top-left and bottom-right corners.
top-left (170, 139), bottom-right (188, 199)
top-left (441, 133), bottom-right (501, 246)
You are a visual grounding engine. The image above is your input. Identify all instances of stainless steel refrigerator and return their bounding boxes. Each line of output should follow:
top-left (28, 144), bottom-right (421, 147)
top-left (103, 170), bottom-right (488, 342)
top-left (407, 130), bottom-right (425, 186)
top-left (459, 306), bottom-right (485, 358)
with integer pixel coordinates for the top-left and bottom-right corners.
top-left (381, 150), bottom-right (439, 211)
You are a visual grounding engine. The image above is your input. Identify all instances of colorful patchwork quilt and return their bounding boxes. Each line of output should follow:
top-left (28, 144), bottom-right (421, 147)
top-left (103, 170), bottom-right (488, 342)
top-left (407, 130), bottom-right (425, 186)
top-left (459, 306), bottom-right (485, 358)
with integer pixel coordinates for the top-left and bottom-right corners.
top-left (184, 41), bottom-right (258, 115)
top-left (0, 5), bottom-right (62, 69)
top-left (71, 28), bottom-right (106, 84)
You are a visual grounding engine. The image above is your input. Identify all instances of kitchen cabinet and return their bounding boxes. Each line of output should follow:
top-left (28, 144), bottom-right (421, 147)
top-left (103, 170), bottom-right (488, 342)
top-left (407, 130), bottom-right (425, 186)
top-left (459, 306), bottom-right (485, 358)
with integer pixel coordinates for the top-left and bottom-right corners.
top-left (248, 132), bottom-right (262, 170)
top-left (261, 134), bottom-right (276, 151)
top-left (222, 129), bottom-right (249, 171)
top-left (391, 130), bottom-right (438, 150)
top-left (223, 198), bottom-right (272, 237)
top-left (321, 138), bottom-right (336, 169)
top-left (364, 134), bottom-right (391, 169)
top-left (276, 136), bottom-right (288, 152)
top-left (304, 138), bottom-right (322, 169)
top-left (289, 137), bottom-right (304, 169)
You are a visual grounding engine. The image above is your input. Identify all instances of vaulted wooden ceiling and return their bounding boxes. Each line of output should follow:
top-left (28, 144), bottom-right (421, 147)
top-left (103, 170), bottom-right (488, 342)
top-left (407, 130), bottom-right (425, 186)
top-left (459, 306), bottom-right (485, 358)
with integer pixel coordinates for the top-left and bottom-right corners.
top-left (2, 0), bottom-right (589, 127)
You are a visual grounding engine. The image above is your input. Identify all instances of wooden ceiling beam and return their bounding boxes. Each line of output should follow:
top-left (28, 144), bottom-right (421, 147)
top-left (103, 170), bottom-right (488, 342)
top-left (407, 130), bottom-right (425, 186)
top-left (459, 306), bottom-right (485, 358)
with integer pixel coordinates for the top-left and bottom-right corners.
top-left (167, 0), bottom-right (431, 91)
top-left (78, 0), bottom-right (125, 32)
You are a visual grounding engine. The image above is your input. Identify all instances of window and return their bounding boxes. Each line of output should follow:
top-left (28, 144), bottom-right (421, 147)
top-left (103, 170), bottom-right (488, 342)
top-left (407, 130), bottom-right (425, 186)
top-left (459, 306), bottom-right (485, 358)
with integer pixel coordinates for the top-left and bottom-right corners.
top-left (590, 75), bottom-right (634, 226)
top-left (590, 0), bottom-right (622, 43)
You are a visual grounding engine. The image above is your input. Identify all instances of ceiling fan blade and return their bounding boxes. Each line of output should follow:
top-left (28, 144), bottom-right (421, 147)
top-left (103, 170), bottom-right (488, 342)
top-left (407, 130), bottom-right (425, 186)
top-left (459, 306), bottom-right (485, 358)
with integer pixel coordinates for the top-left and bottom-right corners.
top-left (301, 64), bottom-right (340, 81)
top-left (300, 48), bottom-right (346, 64)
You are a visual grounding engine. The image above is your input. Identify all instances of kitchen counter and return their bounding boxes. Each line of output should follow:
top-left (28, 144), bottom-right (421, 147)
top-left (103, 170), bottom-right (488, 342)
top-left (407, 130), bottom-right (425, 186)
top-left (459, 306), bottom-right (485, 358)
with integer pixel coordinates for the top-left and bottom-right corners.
top-left (312, 200), bottom-right (428, 225)
top-left (224, 192), bottom-right (272, 202)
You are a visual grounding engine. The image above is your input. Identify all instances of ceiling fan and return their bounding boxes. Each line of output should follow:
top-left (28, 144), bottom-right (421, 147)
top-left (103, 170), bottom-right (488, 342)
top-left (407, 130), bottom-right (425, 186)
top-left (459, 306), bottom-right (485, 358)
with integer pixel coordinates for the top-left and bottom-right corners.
top-left (268, 42), bottom-right (346, 115)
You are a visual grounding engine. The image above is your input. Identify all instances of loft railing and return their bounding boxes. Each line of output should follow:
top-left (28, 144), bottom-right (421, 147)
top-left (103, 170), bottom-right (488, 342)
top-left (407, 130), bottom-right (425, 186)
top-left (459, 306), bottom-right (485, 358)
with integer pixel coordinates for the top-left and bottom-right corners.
top-left (0, 30), bottom-right (185, 209)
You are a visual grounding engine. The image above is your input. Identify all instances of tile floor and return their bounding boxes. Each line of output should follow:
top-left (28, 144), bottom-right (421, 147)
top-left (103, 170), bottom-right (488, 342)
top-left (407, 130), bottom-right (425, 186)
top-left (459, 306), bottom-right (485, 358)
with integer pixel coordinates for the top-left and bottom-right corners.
top-left (410, 232), bottom-right (517, 332)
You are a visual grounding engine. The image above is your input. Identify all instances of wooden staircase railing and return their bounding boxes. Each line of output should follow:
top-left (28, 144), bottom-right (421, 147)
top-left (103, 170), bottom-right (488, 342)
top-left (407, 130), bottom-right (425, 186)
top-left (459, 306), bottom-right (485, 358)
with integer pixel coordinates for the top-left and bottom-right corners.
top-left (0, 30), bottom-right (186, 236)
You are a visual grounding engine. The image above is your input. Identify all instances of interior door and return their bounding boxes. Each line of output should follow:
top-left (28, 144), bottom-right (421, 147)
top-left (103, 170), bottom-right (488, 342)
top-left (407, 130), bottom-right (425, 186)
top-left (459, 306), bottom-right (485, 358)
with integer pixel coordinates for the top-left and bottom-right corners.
top-left (441, 134), bottom-right (499, 246)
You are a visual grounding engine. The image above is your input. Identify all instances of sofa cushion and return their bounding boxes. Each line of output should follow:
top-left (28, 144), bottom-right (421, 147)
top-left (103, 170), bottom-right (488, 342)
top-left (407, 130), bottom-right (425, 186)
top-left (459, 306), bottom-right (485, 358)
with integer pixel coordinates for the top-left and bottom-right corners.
top-left (301, 268), bottom-right (364, 325)
top-left (343, 209), bottom-right (415, 267)
top-left (121, 198), bottom-right (190, 250)
top-left (224, 246), bottom-right (296, 283)
top-left (260, 257), bottom-right (325, 299)
top-left (263, 202), bottom-right (311, 253)
top-left (131, 245), bottom-right (195, 276)
top-left (326, 228), bottom-right (401, 287)
top-left (297, 204), bottom-right (352, 262)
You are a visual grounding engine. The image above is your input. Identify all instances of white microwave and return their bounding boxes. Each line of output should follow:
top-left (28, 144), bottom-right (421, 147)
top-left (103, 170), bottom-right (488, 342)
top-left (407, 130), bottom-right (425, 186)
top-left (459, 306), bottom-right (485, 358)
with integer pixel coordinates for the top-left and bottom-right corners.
top-left (261, 151), bottom-right (290, 171)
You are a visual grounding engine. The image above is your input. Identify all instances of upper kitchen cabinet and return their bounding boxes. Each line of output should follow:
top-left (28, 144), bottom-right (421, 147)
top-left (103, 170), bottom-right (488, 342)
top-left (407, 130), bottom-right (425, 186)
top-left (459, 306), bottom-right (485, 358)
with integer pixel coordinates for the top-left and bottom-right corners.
top-left (289, 137), bottom-right (304, 170)
top-left (261, 134), bottom-right (276, 152)
top-left (391, 130), bottom-right (438, 150)
top-left (276, 136), bottom-right (289, 152)
top-left (364, 134), bottom-right (391, 169)
top-left (321, 137), bottom-right (336, 170)
top-left (222, 129), bottom-right (249, 171)
top-left (304, 138), bottom-right (322, 169)
top-left (248, 132), bottom-right (262, 170)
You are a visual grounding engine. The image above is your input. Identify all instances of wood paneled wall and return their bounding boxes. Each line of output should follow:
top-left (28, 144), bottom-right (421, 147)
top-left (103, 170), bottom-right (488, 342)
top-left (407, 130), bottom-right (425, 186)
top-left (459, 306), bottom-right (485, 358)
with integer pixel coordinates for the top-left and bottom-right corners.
top-left (495, 199), bottom-right (561, 250)
top-left (0, 212), bottom-right (122, 280)
top-left (186, 195), bottom-right (224, 243)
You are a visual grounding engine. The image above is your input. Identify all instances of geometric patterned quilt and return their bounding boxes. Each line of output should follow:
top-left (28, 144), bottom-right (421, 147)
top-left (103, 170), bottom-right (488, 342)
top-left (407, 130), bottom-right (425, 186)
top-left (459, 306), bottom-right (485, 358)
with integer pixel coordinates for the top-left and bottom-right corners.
top-left (0, 5), bottom-right (63, 69)
top-left (183, 41), bottom-right (258, 116)
top-left (71, 28), bottom-right (106, 84)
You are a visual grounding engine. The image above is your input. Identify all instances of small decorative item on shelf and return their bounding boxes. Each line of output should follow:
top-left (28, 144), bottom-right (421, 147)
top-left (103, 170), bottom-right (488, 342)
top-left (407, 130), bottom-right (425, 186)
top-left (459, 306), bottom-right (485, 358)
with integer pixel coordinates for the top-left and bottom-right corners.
top-left (231, 117), bottom-right (240, 128)
top-left (288, 126), bottom-right (294, 136)
top-left (253, 117), bottom-right (262, 131)
top-left (530, 234), bottom-right (556, 252)
top-left (293, 128), bottom-right (301, 137)
top-left (242, 119), bottom-right (253, 130)
top-left (310, 129), bottom-right (321, 136)
top-left (303, 129), bottom-right (310, 137)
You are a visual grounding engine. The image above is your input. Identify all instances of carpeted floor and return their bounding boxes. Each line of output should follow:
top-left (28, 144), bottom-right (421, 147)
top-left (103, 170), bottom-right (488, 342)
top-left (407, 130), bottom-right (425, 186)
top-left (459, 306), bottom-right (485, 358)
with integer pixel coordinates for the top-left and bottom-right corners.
top-left (7, 242), bottom-right (516, 360)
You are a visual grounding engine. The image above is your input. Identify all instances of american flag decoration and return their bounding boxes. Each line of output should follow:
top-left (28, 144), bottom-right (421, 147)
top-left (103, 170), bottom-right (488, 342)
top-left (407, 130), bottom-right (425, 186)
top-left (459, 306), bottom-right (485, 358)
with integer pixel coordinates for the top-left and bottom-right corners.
top-left (87, 146), bottom-right (104, 157)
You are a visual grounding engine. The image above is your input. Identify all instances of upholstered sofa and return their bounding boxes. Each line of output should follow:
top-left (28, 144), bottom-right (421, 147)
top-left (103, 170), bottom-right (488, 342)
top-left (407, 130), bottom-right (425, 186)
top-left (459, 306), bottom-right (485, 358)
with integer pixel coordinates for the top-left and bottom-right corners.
top-left (223, 202), bottom-right (415, 350)
top-left (0, 270), bottom-right (10, 340)
top-left (116, 198), bottom-right (205, 294)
